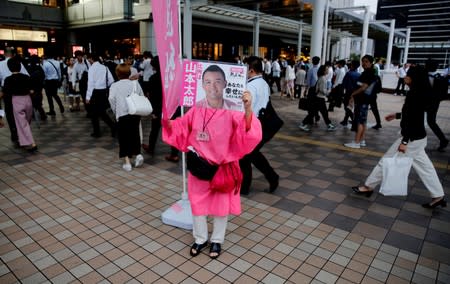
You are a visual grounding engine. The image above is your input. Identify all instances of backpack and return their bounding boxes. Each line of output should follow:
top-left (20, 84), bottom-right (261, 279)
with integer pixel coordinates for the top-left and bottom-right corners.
top-left (431, 73), bottom-right (449, 101)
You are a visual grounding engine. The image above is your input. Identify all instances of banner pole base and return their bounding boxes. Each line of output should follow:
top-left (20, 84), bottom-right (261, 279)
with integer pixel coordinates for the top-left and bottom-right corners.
top-left (161, 194), bottom-right (192, 230)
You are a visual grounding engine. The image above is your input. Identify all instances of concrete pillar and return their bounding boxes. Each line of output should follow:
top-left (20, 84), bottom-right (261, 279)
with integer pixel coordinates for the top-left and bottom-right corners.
top-left (360, 6), bottom-right (370, 60)
top-left (253, 4), bottom-right (260, 57)
top-left (139, 21), bottom-right (157, 55)
top-left (326, 34), bottom-right (331, 61)
top-left (386, 19), bottom-right (395, 70)
top-left (322, 0), bottom-right (330, 61)
top-left (311, 0), bottom-right (325, 59)
top-left (297, 21), bottom-right (303, 57)
top-left (183, 0), bottom-right (192, 59)
top-left (403, 28), bottom-right (411, 64)
top-left (66, 31), bottom-right (77, 56)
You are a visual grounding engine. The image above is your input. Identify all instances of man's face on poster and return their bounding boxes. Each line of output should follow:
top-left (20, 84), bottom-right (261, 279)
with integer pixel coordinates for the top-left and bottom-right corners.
top-left (202, 71), bottom-right (227, 101)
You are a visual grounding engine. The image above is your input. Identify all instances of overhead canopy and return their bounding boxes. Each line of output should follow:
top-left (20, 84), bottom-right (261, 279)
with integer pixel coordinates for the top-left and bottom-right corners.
top-left (197, 0), bottom-right (407, 41)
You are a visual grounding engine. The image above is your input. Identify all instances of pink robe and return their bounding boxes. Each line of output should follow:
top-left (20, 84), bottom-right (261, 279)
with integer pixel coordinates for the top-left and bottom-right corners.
top-left (163, 107), bottom-right (262, 216)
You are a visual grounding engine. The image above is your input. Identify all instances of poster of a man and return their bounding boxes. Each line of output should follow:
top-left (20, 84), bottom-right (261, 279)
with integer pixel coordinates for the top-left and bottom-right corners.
top-left (182, 61), bottom-right (246, 111)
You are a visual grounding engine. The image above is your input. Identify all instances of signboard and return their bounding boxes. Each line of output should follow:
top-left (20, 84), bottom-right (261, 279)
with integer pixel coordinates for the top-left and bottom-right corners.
top-left (0, 28), bottom-right (47, 42)
top-left (181, 60), bottom-right (247, 111)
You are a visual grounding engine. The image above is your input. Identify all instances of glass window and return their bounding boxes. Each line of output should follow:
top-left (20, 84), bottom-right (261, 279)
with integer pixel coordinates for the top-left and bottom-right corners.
top-left (9, 0), bottom-right (59, 7)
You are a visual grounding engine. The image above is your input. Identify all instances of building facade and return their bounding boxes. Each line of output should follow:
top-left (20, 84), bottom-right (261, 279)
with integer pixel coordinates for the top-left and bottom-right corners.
top-left (376, 0), bottom-right (450, 66)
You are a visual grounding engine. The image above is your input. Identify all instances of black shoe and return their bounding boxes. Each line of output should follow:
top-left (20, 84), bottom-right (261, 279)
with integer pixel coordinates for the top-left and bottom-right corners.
top-left (60, 107), bottom-right (65, 114)
top-left (209, 242), bottom-right (221, 259)
top-left (340, 121), bottom-right (347, 126)
top-left (372, 124), bottom-right (382, 130)
top-left (190, 242), bottom-right (208, 257)
top-left (437, 139), bottom-right (449, 152)
top-left (90, 133), bottom-right (101, 138)
top-left (27, 145), bottom-right (38, 153)
top-left (46, 111), bottom-right (56, 116)
top-left (422, 198), bottom-right (447, 209)
top-left (240, 189), bottom-right (250, 196)
top-left (269, 174), bottom-right (279, 193)
top-left (352, 186), bottom-right (373, 197)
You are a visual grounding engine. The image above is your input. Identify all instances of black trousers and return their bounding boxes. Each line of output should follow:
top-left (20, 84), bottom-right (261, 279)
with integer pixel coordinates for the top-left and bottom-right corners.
top-left (426, 99), bottom-right (447, 143)
top-left (117, 115), bottom-right (141, 158)
top-left (395, 78), bottom-right (405, 94)
top-left (303, 97), bottom-right (331, 126)
top-left (90, 89), bottom-right (115, 135)
top-left (31, 90), bottom-right (47, 119)
top-left (239, 139), bottom-right (278, 194)
top-left (3, 94), bottom-right (18, 142)
top-left (148, 117), bottom-right (161, 154)
top-left (270, 76), bottom-right (281, 92)
top-left (342, 92), bottom-right (354, 124)
top-left (369, 96), bottom-right (381, 126)
top-left (44, 79), bottom-right (64, 113)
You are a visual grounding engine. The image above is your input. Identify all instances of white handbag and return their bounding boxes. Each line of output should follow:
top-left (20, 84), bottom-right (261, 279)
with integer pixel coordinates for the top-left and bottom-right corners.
top-left (379, 153), bottom-right (413, 196)
top-left (126, 81), bottom-right (153, 116)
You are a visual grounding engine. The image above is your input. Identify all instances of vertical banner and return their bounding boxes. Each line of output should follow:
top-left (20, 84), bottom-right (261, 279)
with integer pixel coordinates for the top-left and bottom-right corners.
top-left (152, 0), bottom-right (183, 119)
top-left (181, 60), bottom-right (247, 111)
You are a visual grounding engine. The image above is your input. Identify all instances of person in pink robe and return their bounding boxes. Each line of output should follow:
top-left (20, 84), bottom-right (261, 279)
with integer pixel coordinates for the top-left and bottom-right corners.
top-left (162, 64), bottom-right (262, 259)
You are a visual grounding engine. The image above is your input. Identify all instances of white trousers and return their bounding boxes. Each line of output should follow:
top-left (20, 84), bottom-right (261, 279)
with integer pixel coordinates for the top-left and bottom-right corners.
top-left (193, 215), bottom-right (228, 244)
top-left (365, 137), bottom-right (444, 198)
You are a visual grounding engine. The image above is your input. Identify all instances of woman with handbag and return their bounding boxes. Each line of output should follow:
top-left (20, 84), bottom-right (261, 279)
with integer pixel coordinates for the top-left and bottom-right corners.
top-left (162, 65), bottom-right (262, 259)
top-left (352, 65), bottom-right (446, 209)
top-left (108, 63), bottom-right (145, 172)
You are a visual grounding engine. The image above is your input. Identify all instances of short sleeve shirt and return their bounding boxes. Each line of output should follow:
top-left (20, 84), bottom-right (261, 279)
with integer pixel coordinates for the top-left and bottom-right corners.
top-left (357, 69), bottom-right (377, 104)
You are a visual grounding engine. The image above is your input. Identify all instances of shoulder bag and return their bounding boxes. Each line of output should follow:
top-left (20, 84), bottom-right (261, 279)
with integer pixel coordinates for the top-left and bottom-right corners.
top-left (259, 100), bottom-right (284, 142)
top-left (126, 81), bottom-right (153, 116)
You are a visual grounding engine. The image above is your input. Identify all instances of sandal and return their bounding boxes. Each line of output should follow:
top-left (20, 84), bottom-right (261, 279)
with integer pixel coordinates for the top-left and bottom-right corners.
top-left (209, 242), bottom-right (221, 259)
top-left (190, 242), bottom-right (208, 257)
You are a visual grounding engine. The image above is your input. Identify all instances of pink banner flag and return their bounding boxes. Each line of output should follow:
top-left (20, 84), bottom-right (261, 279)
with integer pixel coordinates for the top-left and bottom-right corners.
top-left (152, 0), bottom-right (183, 119)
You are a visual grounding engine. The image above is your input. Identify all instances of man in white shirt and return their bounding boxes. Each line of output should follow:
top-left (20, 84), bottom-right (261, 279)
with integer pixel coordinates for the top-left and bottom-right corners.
top-left (395, 63), bottom-right (409, 96)
top-left (86, 53), bottom-right (116, 138)
top-left (42, 51), bottom-right (64, 115)
top-left (72, 50), bottom-right (90, 113)
top-left (270, 58), bottom-right (281, 93)
top-left (139, 51), bottom-right (154, 97)
top-left (240, 56), bottom-right (280, 195)
top-left (328, 60), bottom-right (346, 111)
top-left (263, 57), bottom-right (271, 84)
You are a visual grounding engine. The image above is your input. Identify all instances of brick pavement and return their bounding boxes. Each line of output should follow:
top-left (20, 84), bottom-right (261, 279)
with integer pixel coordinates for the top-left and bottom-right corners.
top-left (0, 92), bottom-right (449, 283)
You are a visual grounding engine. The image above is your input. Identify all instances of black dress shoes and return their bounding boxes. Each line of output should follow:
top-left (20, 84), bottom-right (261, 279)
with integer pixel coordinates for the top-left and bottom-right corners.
top-left (352, 186), bottom-right (374, 197)
top-left (422, 198), bottom-right (447, 209)
top-left (269, 174), bottom-right (279, 193)
top-left (437, 139), bottom-right (449, 152)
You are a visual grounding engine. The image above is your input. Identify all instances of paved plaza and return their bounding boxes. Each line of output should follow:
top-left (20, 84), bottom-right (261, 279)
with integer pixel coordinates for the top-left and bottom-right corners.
top-left (0, 92), bottom-right (449, 283)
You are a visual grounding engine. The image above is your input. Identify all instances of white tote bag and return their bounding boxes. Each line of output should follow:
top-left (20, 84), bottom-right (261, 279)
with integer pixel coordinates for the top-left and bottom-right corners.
top-left (126, 81), bottom-right (153, 116)
top-left (379, 153), bottom-right (413, 196)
